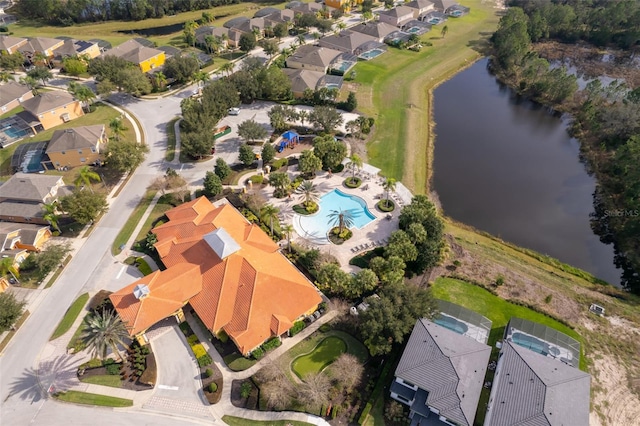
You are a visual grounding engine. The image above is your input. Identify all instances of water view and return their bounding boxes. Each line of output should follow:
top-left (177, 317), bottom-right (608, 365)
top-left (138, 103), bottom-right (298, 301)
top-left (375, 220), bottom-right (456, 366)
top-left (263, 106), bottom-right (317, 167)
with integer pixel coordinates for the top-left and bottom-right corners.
top-left (432, 58), bottom-right (621, 285)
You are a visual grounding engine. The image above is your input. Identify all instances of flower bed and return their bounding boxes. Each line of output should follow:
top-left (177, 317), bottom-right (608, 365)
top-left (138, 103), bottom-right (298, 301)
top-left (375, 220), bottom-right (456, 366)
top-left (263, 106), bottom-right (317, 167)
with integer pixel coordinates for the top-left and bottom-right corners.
top-left (328, 227), bottom-right (352, 245)
top-left (376, 199), bottom-right (395, 212)
top-left (344, 176), bottom-right (362, 188)
top-left (179, 321), bottom-right (222, 404)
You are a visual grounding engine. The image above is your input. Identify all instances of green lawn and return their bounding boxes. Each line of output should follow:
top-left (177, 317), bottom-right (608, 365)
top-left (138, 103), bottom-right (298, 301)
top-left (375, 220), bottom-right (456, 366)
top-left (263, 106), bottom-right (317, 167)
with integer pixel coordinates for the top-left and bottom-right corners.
top-left (0, 105), bottom-right (23, 120)
top-left (291, 336), bottom-right (346, 378)
top-left (136, 257), bottom-right (153, 275)
top-left (50, 293), bottom-right (89, 340)
top-left (55, 390), bottom-right (132, 407)
top-left (0, 103), bottom-right (135, 178)
top-left (224, 353), bottom-right (257, 372)
top-left (133, 193), bottom-right (179, 245)
top-left (111, 190), bottom-right (157, 255)
top-left (431, 277), bottom-right (585, 368)
top-left (165, 117), bottom-right (179, 161)
top-left (222, 416), bottom-right (314, 426)
top-left (354, 0), bottom-right (500, 194)
top-left (78, 374), bottom-right (123, 388)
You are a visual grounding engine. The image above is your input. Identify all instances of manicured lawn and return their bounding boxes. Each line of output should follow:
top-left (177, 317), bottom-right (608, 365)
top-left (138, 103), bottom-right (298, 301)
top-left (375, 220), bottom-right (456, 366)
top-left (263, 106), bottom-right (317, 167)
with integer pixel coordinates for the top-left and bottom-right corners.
top-left (431, 277), bottom-right (585, 368)
top-left (0, 103), bottom-right (135, 178)
top-left (50, 293), bottom-right (89, 340)
top-left (222, 416), bottom-right (314, 426)
top-left (291, 336), bottom-right (346, 378)
top-left (165, 117), bottom-right (179, 161)
top-left (224, 353), bottom-right (257, 372)
top-left (78, 374), bottom-right (123, 388)
top-left (136, 258), bottom-right (153, 275)
top-left (354, 0), bottom-right (500, 194)
top-left (0, 105), bottom-right (23, 120)
top-left (111, 190), bottom-right (157, 255)
top-left (55, 390), bottom-right (132, 407)
top-left (133, 193), bottom-right (179, 245)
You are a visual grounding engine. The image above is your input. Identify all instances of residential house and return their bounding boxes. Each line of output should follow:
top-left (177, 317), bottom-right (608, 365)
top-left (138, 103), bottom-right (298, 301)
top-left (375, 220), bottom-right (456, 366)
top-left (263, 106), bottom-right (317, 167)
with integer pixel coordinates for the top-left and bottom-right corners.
top-left (0, 222), bottom-right (52, 270)
top-left (0, 173), bottom-right (71, 224)
top-left (288, 1), bottom-right (323, 15)
top-left (283, 68), bottom-right (343, 97)
top-left (391, 315), bottom-right (491, 426)
top-left (349, 22), bottom-right (398, 43)
top-left (432, 0), bottom-right (459, 12)
top-left (19, 91), bottom-right (84, 132)
top-left (325, 0), bottom-right (355, 12)
top-left (0, 82), bottom-right (33, 114)
top-left (377, 6), bottom-right (415, 27)
top-left (110, 197), bottom-right (322, 354)
top-left (254, 7), bottom-right (280, 18)
top-left (484, 319), bottom-right (590, 426)
top-left (46, 125), bottom-right (106, 169)
top-left (0, 35), bottom-right (27, 54)
top-left (406, 0), bottom-right (436, 19)
top-left (262, 9), bottom-right (295, 27)
top-left (318, 30), bottom-right (378, 54)
top-left (52, 39), bottom-right (101, 61)
top-left (285, 45), bottom-right (342, 73)
top-left (18, 37), bottom-right (64, 60)
top-left (103, 39), bottom-right (165, 73)
top-left (231, 18), bottom-right (267, 38)
top-left (195, 26), bottom-right (233, 50)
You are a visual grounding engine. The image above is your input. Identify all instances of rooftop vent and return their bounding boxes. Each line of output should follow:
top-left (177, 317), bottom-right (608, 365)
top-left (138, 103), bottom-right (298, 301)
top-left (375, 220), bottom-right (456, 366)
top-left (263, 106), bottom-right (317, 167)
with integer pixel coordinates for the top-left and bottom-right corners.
top-left (133, 284), bottom-right (150, 300)
top-left (203, 227), bottom-right (241, 259)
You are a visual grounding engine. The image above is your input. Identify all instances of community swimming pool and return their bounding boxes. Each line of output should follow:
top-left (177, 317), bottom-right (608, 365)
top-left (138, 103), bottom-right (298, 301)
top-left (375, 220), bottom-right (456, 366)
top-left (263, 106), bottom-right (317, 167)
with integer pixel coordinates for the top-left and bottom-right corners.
top-left (294, 189), bottom-right (375, 244)
top-left (359, 49), bottom-right (385, 60)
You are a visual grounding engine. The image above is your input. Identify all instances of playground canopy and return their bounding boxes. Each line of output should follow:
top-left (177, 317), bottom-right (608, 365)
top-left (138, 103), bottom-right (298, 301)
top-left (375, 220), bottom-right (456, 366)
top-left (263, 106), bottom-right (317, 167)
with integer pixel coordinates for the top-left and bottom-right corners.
top-left (282, 130), bottom-right (299, 143)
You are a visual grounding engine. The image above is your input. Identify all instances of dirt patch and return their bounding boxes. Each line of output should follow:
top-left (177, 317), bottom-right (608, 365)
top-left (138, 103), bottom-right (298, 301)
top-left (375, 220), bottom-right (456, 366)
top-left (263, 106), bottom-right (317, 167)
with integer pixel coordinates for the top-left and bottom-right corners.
top-left (231, 379), bottom-right (259, 409)
top-left (590, 353), bottom-right (640, 426)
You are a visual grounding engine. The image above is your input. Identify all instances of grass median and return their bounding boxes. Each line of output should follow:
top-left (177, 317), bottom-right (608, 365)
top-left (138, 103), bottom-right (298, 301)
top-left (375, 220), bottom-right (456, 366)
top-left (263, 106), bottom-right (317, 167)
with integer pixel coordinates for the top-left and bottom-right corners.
top-left (50, 293), bottom-right (89, 340)
top-left (222, 416), bottom-right (314, 426)
top-left (111, 190), bottom-right (157, 256)
top-left (54, 390), bottom-right (132, 407)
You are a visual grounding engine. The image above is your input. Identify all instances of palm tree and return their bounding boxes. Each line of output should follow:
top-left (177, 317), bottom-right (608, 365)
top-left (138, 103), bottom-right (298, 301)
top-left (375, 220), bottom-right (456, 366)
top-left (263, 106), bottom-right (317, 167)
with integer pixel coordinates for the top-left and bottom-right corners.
top-left (441, 25), bottom-right (449, 39)
top-left (33, 51), bottom-right (49, 68)
top-left (337, 22), bottom-right (346, 32)
top-left (0, 257), bottom-right (19, 282)
top-left (298, 110), bottom-right (309, 128)
top-left (219, 62), bottom-right (234, 77)
top-left (260, 204), bottom-right (280, 237)
top-left (19, 75), bottom-right (39, 95)
top-left (0, 71), bottom-right (11, 82)
top-left (281, 223), bottom-right (294, 252)
top-left (297, 180), bottom-right (319, 208)
top-left (193, 71), bottom-right (209, 87)
top-left (68, 81), bottom-right (96, 113)
top-left (74, 166), bottom-right (101, 192)
top-left (42, 202), bottom-right (61, 233)
top-left (382, 177), bottom-right (397, 208)
top-left (297, 34), bottom-right (306, 46)
top-left (328, 209), bottom-right (355, 235)
top-left (81, 310), bottom-right (130, 362)
top-left (109, 117), bottom-right (128, 141)
top-left (152, 72), bottom-right (167, 91)
top-left (347, 154), bottom-right (363, 180)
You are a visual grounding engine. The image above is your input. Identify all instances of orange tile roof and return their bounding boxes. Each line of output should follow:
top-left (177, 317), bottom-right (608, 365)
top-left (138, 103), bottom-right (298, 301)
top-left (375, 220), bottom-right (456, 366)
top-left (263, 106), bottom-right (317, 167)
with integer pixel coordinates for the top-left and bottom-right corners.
top-left (114, 197), bottom-right (321, 354)
top-left (110, 263), bottom-right (202, 336)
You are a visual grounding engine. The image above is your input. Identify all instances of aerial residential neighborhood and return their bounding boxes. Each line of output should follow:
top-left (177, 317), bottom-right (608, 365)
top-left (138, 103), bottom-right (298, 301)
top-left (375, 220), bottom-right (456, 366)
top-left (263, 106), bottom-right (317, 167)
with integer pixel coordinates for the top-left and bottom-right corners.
top-left (1, 0), bottom-right (640, 425)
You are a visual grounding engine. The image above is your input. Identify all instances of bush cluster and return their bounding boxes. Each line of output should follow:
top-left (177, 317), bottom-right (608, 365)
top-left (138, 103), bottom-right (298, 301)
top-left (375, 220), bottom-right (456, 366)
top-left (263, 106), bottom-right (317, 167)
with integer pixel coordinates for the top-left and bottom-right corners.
top-left (262, 337), bottom-right (281, 351)
top-left (272, 158), bottom-right (289, 170)
top-left (289, 321), bottom-right (305, 336)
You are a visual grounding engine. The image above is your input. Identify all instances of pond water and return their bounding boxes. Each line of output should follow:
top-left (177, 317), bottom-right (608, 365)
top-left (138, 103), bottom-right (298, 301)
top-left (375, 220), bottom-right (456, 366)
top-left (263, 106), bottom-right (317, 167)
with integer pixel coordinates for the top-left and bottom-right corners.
top-left (432, 58), bottom-right (621, 285)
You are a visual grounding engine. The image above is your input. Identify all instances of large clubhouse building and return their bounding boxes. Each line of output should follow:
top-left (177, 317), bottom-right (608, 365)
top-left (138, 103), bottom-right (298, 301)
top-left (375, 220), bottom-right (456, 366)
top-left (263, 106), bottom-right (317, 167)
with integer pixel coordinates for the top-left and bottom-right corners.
top-left (111, 197), bottom-right (322, 355)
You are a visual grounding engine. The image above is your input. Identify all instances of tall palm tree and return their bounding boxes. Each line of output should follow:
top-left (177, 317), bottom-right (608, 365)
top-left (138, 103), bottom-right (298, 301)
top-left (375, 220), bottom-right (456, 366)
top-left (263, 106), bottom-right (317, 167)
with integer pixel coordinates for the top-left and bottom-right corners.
top-left (74, 166), bottom-right (101, 192)
top-left (382, 177), bottom-right (397, 207)
top-left (281, 223), bottom-right (294, 252)
top-left (260, 204), bottom-right (281, 237)
top-left (152, 72), bottom-right (167, 91)
top-left (297, 180), bottom-right (319, 208)
top-left (193, 71), bottom-right (209, 87)
top-left (219, 62), bottom-right (234, 77)
top-left (81, 310), bottom-right (130, 362)
top-left (42, 202), bottom-right (61, 233)
top-left (347, 154), bottom-right (363, 180)
top-left (328, 208), bottom-right (355, 235)
top-left (296, 34), bottom-right (306, 46)
top-left (441, 25), bottom-right (449, 39)
top-left (298, 110), bottom-right (308, 128)
top-left (68, 81), bottom-right (96, 113)
top-left (19, 75), bottom-right (39, 95)
top-left (109, 117), bottom-right (128, 141)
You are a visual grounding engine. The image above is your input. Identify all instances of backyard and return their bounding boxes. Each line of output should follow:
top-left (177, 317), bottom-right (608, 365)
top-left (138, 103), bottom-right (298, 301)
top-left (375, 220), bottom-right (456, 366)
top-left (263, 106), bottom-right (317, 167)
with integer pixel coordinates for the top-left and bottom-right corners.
top-left (291, 336), bottom-right (347, 378)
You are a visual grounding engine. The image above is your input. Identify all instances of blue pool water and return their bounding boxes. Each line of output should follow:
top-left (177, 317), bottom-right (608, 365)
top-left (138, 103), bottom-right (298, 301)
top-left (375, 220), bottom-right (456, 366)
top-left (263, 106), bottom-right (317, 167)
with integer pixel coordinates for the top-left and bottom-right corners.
top-left (428, 18), bottom-right (443, 25)
top-left (407, 27), bottom-right (420, 34)
top-left (2, 127), bottom-right (28, 139)
top-left (296, 189), bottom-right (375, 243)
top-left (333, 61), bottom-right (355, 72)
top-left (434, 315), bottom-right (468, 335)
top-left (511, 332), bottom-right (549, 355)
top-left (359, 49), bottom-right (385, 60)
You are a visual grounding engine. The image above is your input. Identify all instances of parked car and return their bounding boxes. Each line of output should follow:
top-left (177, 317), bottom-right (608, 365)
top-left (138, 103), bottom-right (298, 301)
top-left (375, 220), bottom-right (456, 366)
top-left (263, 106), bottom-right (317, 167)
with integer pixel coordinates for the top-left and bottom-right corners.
top-left (228, 107), bottom-right (240, 116)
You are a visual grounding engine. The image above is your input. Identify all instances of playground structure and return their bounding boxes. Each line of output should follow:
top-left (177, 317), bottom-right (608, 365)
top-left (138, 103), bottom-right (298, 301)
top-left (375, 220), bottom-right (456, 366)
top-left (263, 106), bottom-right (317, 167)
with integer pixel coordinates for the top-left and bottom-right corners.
top-left (277, 130), bottom-right (299, 152)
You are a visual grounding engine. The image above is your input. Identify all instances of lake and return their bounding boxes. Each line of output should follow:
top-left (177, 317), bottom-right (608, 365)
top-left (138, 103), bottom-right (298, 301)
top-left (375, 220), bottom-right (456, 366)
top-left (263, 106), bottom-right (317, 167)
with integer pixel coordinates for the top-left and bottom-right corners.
top-left (432, 58), bottom-right (621, 285)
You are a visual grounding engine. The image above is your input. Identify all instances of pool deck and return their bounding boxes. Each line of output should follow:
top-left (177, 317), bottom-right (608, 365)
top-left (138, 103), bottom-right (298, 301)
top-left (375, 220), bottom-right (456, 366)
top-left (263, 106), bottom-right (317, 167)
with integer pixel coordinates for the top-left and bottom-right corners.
top-left (256, 165), bottom-right (406, 273)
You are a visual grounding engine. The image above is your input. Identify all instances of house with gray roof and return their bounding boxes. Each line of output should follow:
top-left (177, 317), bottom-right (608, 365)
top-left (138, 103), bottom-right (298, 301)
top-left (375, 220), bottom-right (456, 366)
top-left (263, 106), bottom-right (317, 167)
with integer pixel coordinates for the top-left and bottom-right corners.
top-left (484, 341), bottom-right (590, 426)
top-left (349, 21), bottom-right (398, 42)
top-left (0, 82), bottom-right (33, 114)
top-left (286, 45), bottom-right (343, 73)
top-left (263, 9), bottom-right (295, 27)
top-left (391, 317), bottom-right (491, 426)
top-left (0, 35), bottom-right (28, 54)
top-left (17, 37), bottom-right (64, 59)
top-left (103, 39), bottom-right (165, 72)
top-left (0, 222), bottom-right (52, 268)
top-left (318, 30), bottom-right (378, 54)
top-left (283, 68), bottom-right (343, 97)
top-left (52, 39), bottom-right (101, 61)
top-left (406, 0), bottom-right (436, 18)
top-left (377, 6), bottom-right (415, 27)
top-left (0, 173), bottom-right (71, 224)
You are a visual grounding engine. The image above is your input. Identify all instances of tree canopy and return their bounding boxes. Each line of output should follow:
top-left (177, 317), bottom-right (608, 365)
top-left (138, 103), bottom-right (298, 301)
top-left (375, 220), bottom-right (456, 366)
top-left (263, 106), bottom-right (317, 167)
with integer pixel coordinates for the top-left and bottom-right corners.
top-left (61, 190), bottom-right (108, 225)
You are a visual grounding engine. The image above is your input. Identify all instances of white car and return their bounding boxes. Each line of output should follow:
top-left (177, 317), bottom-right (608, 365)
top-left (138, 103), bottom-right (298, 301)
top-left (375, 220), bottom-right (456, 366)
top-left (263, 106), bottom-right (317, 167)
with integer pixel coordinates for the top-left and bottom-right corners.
top-left (228, 107), bottom-right (240, 116)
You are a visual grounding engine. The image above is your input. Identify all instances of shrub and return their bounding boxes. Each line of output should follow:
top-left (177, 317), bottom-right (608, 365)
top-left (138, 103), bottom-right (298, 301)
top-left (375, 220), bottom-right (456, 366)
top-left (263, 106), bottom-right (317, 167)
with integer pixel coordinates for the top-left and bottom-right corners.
top-left (187, 334), bottom-right (199, 345)
top-left (262, 337), bottom-right (281, 352)
top-left (344, 176), bottom-right (362, 188)
top-left (453, 260), bottom-right (461, 267)
top-left (197, 354), bottom-right (213, 367)
top-left (216, 330), bottom-right (229, 343)
top-left (495, 275), bottom-right (505, 286)
top-left (249, 175), bottom-right (264, 184)
top-left (192, 343), bottom-right (207, 359)
top-left (139, 354), bottom-right (157, 385)
top-left (289, 321), bottom-right (305, 336)
top-left (272, 158), bottom-right (288, 169)
top-left (105, 363), bottom-right (121, 375)
top-left (209, 382), bottom-right (218, 393)
top-left (251, 347), bottom-right (265, 360)
top-left (80, 358), bottom-right (102, 369)
top-left (376, 199), bottom-right (395, 212)
top-left (544, 294), bottom-right (553, 304)
top-left (240, 381), bottom-right (252, 398)
top-left (206, 368), bottom-right (214, 378)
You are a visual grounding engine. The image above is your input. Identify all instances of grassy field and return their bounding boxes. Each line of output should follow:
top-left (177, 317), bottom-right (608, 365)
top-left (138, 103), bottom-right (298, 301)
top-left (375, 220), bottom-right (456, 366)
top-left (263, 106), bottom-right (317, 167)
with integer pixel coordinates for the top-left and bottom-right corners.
top-left (291, 336), bottom-right (347, 378)
top-left (354, 0), bottom-right (501, 193)
top-left (7, 0), bottom-right (302, 48)
top-left (50, 293), bottom-right (89, 340)
top-left (78, 374), bottom-right (123, 388)
top-left (0, 102), bottom-right (135, 178)
top-left (111, 190), bottom-right (157, 255)
top-left (222, 416), bottom-right (314, 426)
top-left (55, 390), bottom-right (132, 407)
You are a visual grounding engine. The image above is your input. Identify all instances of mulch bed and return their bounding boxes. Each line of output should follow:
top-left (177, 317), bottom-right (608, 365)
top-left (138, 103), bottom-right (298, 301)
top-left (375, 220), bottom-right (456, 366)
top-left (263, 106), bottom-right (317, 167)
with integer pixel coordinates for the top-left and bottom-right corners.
top-left (201, 362), bottom-right (223, 404)
top-left (231, 379), bottom-right (259, 409)
top-left (78, 365), bottom-right (152, 392)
